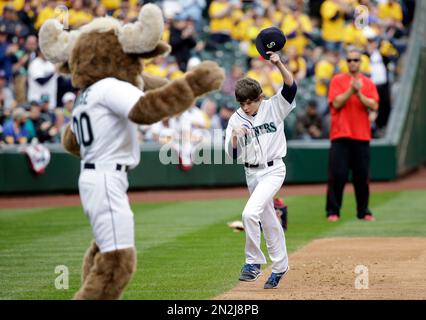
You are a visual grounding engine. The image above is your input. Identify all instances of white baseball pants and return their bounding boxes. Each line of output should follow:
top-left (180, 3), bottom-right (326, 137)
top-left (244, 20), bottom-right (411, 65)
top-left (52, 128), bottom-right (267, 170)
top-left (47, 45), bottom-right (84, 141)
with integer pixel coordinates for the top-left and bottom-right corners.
top-left (78, 165), bottom-right (135, 253)
top-left (242, 159), bottom-right (289, 273)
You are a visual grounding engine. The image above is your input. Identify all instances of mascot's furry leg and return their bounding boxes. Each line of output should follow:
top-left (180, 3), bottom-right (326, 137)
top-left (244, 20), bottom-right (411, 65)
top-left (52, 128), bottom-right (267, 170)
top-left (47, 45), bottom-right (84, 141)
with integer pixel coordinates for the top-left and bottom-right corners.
top-left (74, 246), bottom-right (136, 300)
top-left (80, 240), bottom-right (99, 283)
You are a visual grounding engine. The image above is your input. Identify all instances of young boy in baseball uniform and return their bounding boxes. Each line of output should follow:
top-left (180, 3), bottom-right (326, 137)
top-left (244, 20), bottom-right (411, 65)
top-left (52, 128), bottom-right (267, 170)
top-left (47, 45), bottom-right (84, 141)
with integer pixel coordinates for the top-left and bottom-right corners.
top-left (225, 51), bottom-right (296, 289)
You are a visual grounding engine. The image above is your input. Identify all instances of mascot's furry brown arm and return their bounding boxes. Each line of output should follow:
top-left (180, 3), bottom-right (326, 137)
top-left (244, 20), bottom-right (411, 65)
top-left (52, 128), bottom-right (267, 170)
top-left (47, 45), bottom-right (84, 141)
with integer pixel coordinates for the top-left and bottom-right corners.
top-left (39, 3), bottom-right (224, 300)
top-left (129, 61), bottom-right (224, 124)
top-left (141, 73), bottom-right (170, 91)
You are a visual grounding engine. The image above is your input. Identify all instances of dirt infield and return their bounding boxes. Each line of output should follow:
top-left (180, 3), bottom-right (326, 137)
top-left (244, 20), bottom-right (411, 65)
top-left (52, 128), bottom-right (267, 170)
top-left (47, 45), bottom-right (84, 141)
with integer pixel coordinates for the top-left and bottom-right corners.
top-left (0, 168), bottom-right (425, 209)
top-left (216, 237), bottom-right (426, 300)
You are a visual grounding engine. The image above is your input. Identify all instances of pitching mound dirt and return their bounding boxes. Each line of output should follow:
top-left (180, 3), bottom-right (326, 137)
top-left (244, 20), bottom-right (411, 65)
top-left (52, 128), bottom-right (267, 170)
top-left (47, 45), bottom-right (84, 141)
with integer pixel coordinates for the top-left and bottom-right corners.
top-left (216, 237), bottom-right (426, 300)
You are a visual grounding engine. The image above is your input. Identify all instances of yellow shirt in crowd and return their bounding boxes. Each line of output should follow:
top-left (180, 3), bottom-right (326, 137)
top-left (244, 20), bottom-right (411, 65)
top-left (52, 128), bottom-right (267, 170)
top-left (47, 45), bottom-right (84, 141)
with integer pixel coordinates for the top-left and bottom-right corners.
top-left (320, 0), bottom-right (345, 42)
top-left (169, 69), bottom-right (184, 81)
top-left (144, 62), bottom-right (168, 78)
top-left (34, 5), bottom-right (56, 30)
top-left (208, 1), bottom-right (233, 34)
top-left (380, 40), bottom-right (399, 58)
top-left (271, 9), bottom-right (285, 27)
top-left (230, 9), bottom-right (247, 41)
top-left (231, 15), bottom-right (252, 41)
top-left (315, 60), bottom-right (335, 96)
top-left (246, 19), bottom-right (274, 58)
top-left (281, 13), bottom-right (313, 55)
top-left (101, 0), bottom-right (121, 11)
top-left (69, 9), bottom-right (93, 28)
top-left (0, 0), bottom-right (21, 14)
top-left (247, 68), bottom-right (281, 98)
top-left (343, 23), bottom-right (367, 47)
top-left (162, 26), bottom-right (170, 44)
top-left (378, 1), bottom-right (403, 22)
top-left (113, 8), bottom-right (138, 21)
top-left (144, 61), bottom-right (184, 81)
top-left (288, 57), bottom-right (307, 77)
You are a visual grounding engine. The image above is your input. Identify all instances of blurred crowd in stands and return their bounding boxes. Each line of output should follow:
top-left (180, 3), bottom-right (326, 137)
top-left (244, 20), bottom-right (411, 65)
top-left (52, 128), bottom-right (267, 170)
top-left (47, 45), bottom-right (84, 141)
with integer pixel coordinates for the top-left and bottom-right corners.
top-left (0, 0), bottom-right (416, 146)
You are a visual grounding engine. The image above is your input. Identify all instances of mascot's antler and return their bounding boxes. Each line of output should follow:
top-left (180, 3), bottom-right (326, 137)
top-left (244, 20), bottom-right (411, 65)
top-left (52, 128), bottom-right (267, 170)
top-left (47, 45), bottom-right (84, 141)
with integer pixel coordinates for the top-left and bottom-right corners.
top-left (118, 3), bottom-right (164, 53)
top-left (39, 19), bottom-right (80, 64)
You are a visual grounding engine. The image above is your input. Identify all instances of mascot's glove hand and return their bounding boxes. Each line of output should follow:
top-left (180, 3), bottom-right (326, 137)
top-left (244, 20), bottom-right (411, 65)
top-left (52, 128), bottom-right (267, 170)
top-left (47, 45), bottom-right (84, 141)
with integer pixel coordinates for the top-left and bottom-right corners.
top-left (185, 61), bottom-right (225, 97)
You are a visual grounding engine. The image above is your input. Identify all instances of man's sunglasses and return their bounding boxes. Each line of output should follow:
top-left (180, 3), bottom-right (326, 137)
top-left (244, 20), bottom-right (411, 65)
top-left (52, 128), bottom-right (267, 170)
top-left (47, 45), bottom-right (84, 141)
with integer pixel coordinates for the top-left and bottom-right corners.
top-left (347, 58), bottom-right (360, 63)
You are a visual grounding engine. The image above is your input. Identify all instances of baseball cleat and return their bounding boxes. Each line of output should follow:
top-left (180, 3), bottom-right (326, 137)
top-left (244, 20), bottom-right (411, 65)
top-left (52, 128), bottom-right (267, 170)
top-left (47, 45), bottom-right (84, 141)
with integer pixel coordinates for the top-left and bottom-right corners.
top-left (239, 264), bottom-right (261, 282)
top-left (264, 266), bottom-right (289, 289)
top-left (327, 214), bottom-right (340, 222)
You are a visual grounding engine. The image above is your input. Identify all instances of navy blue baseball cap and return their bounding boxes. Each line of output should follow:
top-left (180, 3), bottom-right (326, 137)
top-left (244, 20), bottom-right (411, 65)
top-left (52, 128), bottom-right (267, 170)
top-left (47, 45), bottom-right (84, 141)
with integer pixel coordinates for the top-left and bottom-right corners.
top-left (255, 27), bottom-right (286, 60)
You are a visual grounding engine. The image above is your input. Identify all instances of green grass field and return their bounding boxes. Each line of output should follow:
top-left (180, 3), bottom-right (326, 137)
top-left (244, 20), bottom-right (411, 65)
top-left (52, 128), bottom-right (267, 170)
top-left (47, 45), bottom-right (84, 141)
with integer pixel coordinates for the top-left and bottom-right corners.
top-left (0, 190), bottom-right (425, 300)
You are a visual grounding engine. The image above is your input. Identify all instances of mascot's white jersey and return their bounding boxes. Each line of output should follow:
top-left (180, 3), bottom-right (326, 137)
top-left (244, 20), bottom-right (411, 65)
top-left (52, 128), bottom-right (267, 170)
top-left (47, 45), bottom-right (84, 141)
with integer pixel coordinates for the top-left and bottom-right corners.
top-left (71, 77), bottom-right (144, 168)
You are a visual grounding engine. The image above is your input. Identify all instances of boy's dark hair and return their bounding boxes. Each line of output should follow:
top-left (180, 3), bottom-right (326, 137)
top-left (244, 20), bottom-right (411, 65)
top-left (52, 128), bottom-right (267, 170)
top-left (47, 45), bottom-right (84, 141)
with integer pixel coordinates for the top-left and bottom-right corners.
top-left (235, 77), bottom-right (263, 102)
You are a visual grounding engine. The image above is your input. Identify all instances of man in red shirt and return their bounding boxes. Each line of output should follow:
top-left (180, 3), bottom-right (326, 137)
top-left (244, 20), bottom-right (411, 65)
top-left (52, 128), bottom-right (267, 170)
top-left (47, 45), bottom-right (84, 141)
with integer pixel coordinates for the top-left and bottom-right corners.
top-left (326, 47), bottom-right (379, 222)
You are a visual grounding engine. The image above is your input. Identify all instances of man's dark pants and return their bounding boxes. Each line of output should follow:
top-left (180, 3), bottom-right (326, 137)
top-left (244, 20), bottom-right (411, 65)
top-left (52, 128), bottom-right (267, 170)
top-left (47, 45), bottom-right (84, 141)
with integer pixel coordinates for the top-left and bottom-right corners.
top-left (326, 138), bottom-right (371, 219)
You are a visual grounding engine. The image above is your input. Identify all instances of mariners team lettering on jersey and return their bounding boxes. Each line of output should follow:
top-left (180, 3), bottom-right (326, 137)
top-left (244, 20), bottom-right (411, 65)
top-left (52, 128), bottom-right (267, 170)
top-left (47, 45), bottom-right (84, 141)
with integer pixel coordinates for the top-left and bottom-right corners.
top-left (225, 87), bottom-right (296, 164)
top-left (71, 78), bottom-right (144, 168)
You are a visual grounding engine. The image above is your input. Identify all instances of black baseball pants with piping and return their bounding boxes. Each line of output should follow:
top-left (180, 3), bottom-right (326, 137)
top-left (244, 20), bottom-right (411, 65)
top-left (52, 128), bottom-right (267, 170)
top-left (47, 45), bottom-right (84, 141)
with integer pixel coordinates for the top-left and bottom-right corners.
top-left (326, 138), bottom-right (372, 219)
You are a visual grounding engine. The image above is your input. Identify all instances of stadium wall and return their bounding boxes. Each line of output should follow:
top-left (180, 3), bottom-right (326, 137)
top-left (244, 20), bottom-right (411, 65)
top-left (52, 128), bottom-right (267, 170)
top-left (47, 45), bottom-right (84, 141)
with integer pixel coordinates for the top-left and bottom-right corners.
top-left (0, 142), bottom-right (396, 193)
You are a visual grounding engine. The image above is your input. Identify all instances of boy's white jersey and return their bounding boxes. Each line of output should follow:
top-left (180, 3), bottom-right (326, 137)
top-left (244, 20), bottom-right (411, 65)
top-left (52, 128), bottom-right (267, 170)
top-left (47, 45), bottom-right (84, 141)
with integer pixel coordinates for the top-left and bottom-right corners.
top-left (225, 88), bottom-right (296, 164)
top-left (71, 77), bottom-right (144, 168)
